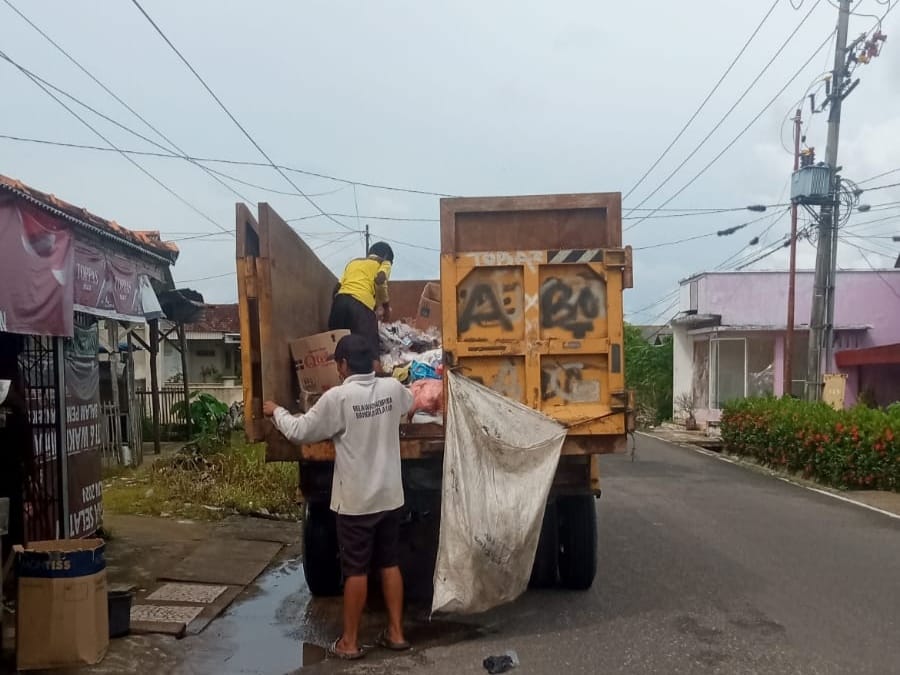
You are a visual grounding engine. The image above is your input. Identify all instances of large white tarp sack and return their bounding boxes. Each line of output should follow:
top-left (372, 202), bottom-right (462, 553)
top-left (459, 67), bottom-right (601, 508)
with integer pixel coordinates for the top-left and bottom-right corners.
top-left (432, 372), bottom-right (566, 615)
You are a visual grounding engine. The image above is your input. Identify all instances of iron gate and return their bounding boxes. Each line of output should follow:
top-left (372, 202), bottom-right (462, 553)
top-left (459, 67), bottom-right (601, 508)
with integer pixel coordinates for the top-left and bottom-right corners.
top-left (19, 335), bottom-right (66, 542)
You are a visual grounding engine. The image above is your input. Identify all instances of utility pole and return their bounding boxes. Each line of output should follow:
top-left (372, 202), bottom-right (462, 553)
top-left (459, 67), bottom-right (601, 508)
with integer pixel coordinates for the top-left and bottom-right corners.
top-left (364, 223), bottom-right (371, 254)
top-left (806, 0), bottom-right (852, 402)
top-left (784, 108), bottom-right (802, 398)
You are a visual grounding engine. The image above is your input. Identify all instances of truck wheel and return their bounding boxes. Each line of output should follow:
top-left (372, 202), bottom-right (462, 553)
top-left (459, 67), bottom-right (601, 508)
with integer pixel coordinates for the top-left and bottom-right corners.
top-left (557, 495), bottom-right (598, 591)
top-left (303, 502), bottom-right (342, 596)
top-left (529, 501), bottom-right (558, 588)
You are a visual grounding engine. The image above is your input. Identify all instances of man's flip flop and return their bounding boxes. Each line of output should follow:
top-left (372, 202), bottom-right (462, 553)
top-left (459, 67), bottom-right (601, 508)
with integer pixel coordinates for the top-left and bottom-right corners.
top-left (328, 637), bottom-right (367, 660)
top-left (376, 630), bottom-right (412, 651)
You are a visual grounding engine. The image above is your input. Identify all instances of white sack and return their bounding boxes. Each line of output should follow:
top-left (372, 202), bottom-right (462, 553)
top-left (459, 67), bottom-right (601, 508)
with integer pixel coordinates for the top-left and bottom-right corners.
top-left (432, 372), bottom-right (566, 615)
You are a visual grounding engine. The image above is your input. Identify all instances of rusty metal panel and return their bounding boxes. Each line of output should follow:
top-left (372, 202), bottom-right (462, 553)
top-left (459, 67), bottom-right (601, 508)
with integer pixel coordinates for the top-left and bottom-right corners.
top-left (236, 203), bottom-right (338, 461)
top-left (237, 203), bottom-right (442, 462)
top-left (441, 194), bottom-right (631, 444)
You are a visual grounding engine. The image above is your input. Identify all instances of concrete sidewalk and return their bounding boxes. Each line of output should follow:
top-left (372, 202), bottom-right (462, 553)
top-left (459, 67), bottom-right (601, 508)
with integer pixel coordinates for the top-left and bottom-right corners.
top-left (103, 514), bottom-right (298, 637)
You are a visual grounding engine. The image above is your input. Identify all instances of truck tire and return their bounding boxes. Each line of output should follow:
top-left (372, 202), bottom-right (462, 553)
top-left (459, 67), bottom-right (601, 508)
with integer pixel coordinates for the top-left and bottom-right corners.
top-left (529, 501), bottom-right (558, 588)
top-left (557, 495), bottom-right (598, 591)
top-left (302, 502), bottom-right (342, 597)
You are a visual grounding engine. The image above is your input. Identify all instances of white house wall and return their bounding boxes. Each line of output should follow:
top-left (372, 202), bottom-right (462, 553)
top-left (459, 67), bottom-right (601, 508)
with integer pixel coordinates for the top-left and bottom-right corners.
top-left (672, 325), bottom-right (693, 421)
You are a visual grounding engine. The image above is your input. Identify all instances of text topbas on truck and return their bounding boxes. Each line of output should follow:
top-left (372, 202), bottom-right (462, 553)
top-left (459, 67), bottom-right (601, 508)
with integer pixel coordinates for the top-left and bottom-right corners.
top-left (236, 193), bottom-right (633, 597)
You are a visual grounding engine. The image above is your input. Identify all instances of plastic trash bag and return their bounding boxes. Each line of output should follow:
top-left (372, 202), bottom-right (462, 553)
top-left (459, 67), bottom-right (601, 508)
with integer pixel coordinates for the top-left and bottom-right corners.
top-left (409, 379), bottom-right (443, 416)
top-left (410, 361), bottom-right (440, 382)
top-left (432, 373), bottom-right (565, 615)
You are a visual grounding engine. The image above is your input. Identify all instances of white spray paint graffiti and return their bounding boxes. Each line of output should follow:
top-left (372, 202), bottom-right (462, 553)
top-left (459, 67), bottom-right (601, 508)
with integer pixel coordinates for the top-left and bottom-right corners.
top-left (491, 360), bottom-right (524, 401)
top-left (542, 362), bottom-right (601, 403)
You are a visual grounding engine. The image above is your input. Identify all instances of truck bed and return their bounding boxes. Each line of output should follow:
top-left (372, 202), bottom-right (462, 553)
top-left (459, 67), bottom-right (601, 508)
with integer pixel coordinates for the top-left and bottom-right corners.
top-left (236, 196), bottom-right (632, 464)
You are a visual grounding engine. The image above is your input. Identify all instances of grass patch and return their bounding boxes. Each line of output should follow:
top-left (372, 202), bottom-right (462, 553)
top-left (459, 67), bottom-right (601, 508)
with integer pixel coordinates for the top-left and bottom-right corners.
top-left (103, 433), bottom-right (300, 521)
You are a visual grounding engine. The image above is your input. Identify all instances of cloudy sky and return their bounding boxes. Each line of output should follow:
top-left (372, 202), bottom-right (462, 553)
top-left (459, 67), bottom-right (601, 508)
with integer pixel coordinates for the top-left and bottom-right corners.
top-left (3, 0), bottom-right (899, 324)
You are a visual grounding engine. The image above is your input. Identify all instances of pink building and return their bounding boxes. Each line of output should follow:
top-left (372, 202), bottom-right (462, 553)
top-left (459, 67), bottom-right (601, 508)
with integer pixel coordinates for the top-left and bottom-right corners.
top-left (671, 269), bottom-right (900, 426)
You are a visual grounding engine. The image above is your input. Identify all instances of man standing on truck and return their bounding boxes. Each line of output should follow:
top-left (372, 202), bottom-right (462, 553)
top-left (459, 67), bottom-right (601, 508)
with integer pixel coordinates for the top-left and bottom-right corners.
top-left (329, 242), bottom-right (394, 358)
top-left (263, 333), bottom-right (413, 660)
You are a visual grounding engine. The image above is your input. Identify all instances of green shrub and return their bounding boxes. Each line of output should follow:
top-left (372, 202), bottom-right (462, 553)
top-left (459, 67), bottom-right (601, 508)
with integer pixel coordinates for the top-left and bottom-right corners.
top-left (721, 398), bottom-right (900, 491)
top-left (624, 324), bottom-right (673, 426)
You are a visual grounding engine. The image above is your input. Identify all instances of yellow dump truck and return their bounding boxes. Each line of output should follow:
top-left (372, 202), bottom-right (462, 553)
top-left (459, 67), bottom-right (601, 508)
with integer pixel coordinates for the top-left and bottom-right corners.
top-left (236, 193), bottom-right (633, 597)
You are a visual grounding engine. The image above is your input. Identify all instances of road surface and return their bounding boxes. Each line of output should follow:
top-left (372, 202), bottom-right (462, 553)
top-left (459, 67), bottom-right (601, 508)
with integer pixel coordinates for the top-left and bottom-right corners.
top-left (81, 433), bottom-right (899, 675)
top-left (305, 433), bottom-right (900, 674)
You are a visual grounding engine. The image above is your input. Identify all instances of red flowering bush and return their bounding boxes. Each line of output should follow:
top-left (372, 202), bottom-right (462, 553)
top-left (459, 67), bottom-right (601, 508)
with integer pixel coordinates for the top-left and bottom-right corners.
top-left (721, 398), bottom-right (900, 491)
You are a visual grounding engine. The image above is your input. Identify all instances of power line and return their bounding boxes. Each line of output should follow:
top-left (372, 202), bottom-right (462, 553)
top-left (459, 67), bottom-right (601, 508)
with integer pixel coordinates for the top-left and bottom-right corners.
top-left (178, 271), bottom-right (236, 283)
top-left (626, 289), bottom-right (680, 318)
top-left (622, 0), bottom-right (781, 204)
top-left (632, 221), bottom-right (757, 252)
top-left (367, 233), bottom-right (441, 253)
top-left (289, 213), bottom-right (440, 223)
top-left (843, 212), bottom-right (899, 231)
top-left (858, 167), bottom-right (900, 184)
top-left (629, 209), bottom-right (792, 320)
top-left (840, 238), bottom-right (900, 301)
top-left (0, 133), bottom-right (345, 199)
top-left (1, 129), bottom-right (801, 217)
top-left (0, 133), bottom-right (454, 198)
top-left (0, 49), bottom-right (232, 236)
top-left (862, 181), bottom-right (900, 193)
top-left (129, 0), bottom-right (357, 233)
top-left (624, 0), bottom-right (824, 220)
top-left (838, 235), bottom-right (898, 259)
top-left (0, 0), bottom-right (255, 205)
top-left (625, 29), bottom-right (835, 234)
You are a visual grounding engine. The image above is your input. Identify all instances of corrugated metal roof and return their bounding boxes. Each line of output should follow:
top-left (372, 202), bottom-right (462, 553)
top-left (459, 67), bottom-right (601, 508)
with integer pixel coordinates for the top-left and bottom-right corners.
top-left (186, 304), bottom-right (240, 334)
top-left (0, 173), bottom-right (179, 263)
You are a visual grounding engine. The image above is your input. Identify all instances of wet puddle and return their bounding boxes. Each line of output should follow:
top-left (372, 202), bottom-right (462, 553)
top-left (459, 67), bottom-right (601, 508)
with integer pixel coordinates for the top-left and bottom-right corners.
top-left (176, 556), bottom-right (482, 674)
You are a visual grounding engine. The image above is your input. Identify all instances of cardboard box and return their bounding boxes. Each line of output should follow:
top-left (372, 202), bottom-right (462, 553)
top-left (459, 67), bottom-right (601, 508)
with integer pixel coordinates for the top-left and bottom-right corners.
top-left (17, 539), bottom-right (108, 670)
top-left (415, 282), bottom-right (442, 330)
top-left (289, 330), bottom-right (350, 395)
top-left (299, 391), bottom-right (322, 412)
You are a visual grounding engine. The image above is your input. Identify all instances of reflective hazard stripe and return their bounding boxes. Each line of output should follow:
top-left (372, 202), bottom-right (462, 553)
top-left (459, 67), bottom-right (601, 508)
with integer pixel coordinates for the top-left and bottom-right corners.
top-left (547, 249), bottom-right (604, 264)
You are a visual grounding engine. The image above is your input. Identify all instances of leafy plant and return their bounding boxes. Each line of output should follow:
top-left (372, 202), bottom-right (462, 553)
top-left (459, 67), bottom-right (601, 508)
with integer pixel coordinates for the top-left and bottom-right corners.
top-left (624, 324), bottom-right (673, 427)
top-left (171, 391), bottom-right (229, 438)
top-left (721, 397), bottom-right (900, 491)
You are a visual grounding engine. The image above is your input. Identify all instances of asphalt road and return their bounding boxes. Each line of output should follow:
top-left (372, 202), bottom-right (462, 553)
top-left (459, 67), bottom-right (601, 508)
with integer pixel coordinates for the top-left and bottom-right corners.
top-left (311, 433), bottom-right (900, 675)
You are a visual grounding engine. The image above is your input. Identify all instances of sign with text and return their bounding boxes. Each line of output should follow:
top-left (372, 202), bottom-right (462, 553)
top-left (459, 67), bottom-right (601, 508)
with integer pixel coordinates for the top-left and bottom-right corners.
top-left (65, 322), bottom-right (103, 538)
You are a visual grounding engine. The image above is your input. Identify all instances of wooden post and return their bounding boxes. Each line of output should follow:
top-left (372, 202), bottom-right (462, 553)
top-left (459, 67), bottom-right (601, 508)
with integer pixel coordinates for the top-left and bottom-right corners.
top-left (124, 329), bottom-right (140, 466)
top-left (106, 321), bottom-right (121, 455)
top-left (177, 323), bottom-right (192, 438)
top-left (149, 318), bottom-right (162, 455)
top-left (784, 109), bottom-right (802, 398)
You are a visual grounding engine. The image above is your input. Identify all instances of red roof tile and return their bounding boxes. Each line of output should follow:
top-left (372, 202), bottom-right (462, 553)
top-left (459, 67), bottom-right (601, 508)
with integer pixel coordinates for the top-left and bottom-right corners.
top-left (0, 173), bottom-right (179, 261)
top-left (186, 304), bottom-right (240, 333)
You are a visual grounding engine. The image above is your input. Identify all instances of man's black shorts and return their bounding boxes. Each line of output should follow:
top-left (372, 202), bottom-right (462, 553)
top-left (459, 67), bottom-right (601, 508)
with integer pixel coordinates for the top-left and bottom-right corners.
top-left (328, 293), bottom-right (379, 355)
top-left (335, 508), bottom-right (402, 577)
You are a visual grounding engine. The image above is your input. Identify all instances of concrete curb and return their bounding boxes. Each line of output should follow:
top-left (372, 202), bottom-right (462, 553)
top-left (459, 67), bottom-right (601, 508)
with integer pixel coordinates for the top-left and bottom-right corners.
top-left (636, 431), bottom-right (900, 523)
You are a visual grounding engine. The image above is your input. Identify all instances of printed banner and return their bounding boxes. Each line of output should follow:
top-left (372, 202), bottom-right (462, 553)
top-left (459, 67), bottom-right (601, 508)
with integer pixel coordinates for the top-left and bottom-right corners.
top-left (65, 322), bottom-right (103, 538)
top-left (0, 202), bottom-right (74, 336)
top-left (74, 242), bottom-right (144, 321)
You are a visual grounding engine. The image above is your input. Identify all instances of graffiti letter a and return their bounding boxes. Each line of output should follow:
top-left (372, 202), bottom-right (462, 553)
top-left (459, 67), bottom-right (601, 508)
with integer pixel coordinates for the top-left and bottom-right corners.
top-left (458, 284), bottom-right (513, 332)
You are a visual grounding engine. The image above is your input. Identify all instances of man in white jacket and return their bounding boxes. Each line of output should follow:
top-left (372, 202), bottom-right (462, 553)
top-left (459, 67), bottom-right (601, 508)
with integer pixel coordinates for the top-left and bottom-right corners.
top-left (263, 334), bottom-right (414, 660)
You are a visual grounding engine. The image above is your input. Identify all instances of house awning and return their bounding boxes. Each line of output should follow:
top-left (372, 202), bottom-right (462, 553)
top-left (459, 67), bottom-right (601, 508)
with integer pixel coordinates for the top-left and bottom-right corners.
top-left (671, 312), bottom-right (721, 330)
top-left (835, 343), bottom-right (900, 368)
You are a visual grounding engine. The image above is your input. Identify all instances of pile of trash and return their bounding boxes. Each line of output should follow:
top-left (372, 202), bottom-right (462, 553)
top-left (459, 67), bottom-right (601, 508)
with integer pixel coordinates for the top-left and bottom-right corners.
top-left (379, 321), bottom-right (444, 423)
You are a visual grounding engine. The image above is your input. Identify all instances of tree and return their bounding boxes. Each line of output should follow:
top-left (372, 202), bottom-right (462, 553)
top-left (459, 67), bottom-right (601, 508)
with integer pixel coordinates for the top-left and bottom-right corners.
top-left (624, 324), bottom-right (673, 427)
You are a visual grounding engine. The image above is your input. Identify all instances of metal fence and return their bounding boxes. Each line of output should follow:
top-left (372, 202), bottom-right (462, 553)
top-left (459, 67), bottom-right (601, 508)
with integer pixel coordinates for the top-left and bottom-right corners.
top-left (19, 335), bottom-right (64, 542)
top-left (136, 387), bottom-right (188, 440)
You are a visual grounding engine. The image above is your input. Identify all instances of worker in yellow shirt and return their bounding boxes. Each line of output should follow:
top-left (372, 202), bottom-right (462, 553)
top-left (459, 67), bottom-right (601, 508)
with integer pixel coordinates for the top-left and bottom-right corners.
top-left (329, 242), bottom-right (394, 356)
